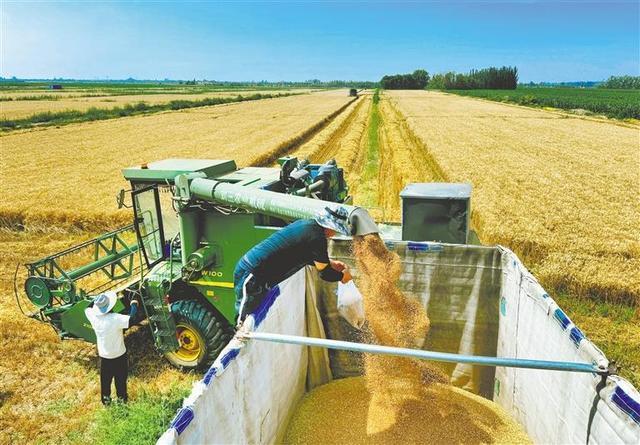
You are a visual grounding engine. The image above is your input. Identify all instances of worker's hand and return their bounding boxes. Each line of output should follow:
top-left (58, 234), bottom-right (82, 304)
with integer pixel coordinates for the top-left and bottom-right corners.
top-left (330, 260), bottom-right (347, 272)
top-left (341, 267), bottom-right (353, 284)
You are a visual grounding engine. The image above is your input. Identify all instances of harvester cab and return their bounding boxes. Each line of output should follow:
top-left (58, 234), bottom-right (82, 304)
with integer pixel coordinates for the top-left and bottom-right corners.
top-left (20, 157), bottom-right (358, 369)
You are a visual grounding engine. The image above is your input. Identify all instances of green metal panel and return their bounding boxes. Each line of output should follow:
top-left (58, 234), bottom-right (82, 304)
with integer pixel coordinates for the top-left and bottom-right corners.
top-left (61, 298), bottom-right (125, 343)
top-left (219, 167), bottom-right (281, 188)
top-left (123, 159), bottom-right (237, 183)
top-left (65, 242), bottom-right (138, 281)
top-left (179, 209), bottom-right (200, 264)
top-left (188, 212), bottom-right (278, 324)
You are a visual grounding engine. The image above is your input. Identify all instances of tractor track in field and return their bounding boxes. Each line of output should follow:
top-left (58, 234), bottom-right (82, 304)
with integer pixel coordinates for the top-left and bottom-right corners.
top-left (352, 95), bottom-right (445, 222)
top-left (302, 97), bottom-right (370, 164)
top-left (286, 95), bottom-right (372, 200)
top-left (249, 96), bottom-right (359, 167)
top-left (377, 97), bottom-right (447, 221)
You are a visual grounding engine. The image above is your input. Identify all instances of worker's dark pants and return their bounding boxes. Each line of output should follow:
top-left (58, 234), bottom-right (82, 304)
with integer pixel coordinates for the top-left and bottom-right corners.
top-left (233, 256), bottom-right (269, 324)
top-left (100, 352), bottom-right (128, 404)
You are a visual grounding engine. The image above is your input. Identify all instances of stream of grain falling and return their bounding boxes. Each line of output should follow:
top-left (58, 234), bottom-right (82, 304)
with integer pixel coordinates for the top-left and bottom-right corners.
top-left (352, 234), bottom-right (448, 434)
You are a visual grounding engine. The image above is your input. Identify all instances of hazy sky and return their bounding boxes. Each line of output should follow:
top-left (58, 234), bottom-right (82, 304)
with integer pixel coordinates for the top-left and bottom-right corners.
top-left (2, 1), bottom-right (638, 82)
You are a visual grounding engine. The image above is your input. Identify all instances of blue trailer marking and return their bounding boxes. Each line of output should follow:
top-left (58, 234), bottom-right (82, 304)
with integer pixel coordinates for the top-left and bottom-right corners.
top-left (407, 242), bottom-right (444, 252)
top-left (553, 308), bottom-right (571, 330)
top-left (500, 297), bottom-right (507, 316)
top-left (569, 327), bottom-right (585, 347)
top-left (612, 386), bottom-right (640, 425)
top-left (252, 285), bottom-right (282, 328)
top-left (170, 406), bottom-right (195, 434)
top-left (221, 347), bottom-right (240, 368)
top-left (203, 367), bottom-right (217, 385)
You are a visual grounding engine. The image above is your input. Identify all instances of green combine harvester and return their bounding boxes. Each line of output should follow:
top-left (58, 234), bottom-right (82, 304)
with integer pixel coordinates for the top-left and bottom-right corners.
top-left (20, 157), bottom-right (471, 369)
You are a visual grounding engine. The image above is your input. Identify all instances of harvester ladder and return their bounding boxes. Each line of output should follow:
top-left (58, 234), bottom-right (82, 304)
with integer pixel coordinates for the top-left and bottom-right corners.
top-left (142, 280), bottom-right (180, 353)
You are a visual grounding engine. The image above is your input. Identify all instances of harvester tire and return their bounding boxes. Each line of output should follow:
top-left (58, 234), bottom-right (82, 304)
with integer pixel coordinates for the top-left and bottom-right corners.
top-left (165, 299), bottom-right (233, 370)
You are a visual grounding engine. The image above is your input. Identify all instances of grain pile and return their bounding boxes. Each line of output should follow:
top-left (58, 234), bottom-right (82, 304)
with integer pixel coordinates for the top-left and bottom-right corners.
top-left (283, 376), bottom-right (531, 445)
top-left (353, 234), bottom-right (447, 434)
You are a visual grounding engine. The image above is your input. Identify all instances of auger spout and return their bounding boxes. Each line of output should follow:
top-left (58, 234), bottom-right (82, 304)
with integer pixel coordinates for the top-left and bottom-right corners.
top-left (186, 177), bottom-right (379, 236)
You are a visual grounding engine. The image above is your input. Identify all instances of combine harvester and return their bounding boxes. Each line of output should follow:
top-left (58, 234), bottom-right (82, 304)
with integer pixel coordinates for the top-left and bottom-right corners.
top-left (19, 158), bottom-right (639, 444)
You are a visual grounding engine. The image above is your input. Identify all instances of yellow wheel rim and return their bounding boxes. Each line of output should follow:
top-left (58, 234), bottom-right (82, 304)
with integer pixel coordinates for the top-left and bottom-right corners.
top-left (175, 323), bottom-right (204, 362)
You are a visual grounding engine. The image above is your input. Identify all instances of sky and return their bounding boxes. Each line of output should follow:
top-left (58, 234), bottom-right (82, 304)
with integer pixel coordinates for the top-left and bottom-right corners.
top-left (1, 1), bottom-right (638, 82)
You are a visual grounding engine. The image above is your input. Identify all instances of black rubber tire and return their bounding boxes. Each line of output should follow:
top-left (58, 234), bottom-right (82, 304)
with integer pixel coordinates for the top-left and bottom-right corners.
top-left (164, 299), bottom-right (233, 370)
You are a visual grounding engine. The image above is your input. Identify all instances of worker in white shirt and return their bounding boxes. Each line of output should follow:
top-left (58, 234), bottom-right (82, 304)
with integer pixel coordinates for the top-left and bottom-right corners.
top-left (84, 291), bottom-right (138, 405)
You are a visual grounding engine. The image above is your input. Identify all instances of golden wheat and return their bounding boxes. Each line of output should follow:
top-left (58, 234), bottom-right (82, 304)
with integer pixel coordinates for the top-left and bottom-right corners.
top-left (0, 89), bottom-right (315, 120)
top-left (0, 90), bottom-right (353, 230)
top-left (387, 90), bottom-right (640, 304)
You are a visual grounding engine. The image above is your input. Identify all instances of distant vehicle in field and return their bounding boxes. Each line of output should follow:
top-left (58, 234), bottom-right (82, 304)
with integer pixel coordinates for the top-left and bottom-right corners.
top-left (349, 88), bottom-right (358, 97)
top-left (49, 84), bottom-right (63, 90)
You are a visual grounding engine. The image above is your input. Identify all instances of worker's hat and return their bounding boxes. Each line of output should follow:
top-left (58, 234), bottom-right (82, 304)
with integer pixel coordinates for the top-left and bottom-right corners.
top-left (315, 206), bottom-right (351, 236)
top-left (93, 291), bottom-right (118, 315)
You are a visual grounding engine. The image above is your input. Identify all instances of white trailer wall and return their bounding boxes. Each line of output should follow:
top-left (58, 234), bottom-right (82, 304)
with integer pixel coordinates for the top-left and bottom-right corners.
top-left (159, 242), bottom-right (640, 444)
top-left (496, 247), bottom-right (639, 444)
top-left (157, 270), bottom-right (318, 445)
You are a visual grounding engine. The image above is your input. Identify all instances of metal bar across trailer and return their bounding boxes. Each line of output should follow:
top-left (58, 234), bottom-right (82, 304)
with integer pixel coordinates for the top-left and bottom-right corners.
top-left (240, 331), bottom-right (607, 375)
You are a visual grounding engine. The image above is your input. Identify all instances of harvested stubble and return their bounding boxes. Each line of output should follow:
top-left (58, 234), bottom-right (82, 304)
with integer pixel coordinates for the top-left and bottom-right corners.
top-left (283, 376), bottom-right (531, 445)
top-left (388, 90), bottom-right (640, 305)
top-left (288, 95), bottom-right (368, 163)
top-left (353, 234), bottom-right (447, 434)
top-left (375, 97), bottom-right (444, 221)
top-left (287, 94), bottom-right (371, 182)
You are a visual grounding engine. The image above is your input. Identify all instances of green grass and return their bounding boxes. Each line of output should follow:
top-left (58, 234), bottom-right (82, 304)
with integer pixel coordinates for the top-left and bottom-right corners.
top-left (445, 87), bottom-right (640, 119)
top-left (0, 92), bottom-right (295, 130)
top-left (359, 90), bottom-right (381, 209)
top-left (87, 384), bottom-right (190, 445)
top-left (555, 292), bottom-right (640, 388)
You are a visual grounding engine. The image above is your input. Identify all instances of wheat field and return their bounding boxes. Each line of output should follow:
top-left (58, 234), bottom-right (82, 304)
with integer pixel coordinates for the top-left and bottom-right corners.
top-left (1, 87), bottom-right (638, 443)
top-left (0, 89), bottom-right (312, 120)
top-left (1, 90), bottom-right (353, 230)
top-left (0, 89), bottom-right (356, 443)
top-left (387, 90), bottom-right (640, 304)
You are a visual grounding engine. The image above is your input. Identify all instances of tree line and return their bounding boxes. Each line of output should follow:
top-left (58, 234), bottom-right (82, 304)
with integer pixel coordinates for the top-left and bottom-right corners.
top-left (380, 66), bottom-right (518, 90)
top-left (380, 70), bottom-right (429, 89)
top-left (599, 75), bottom-right (640, 89)
top-left (429, 66), bottom-right (518, 90)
